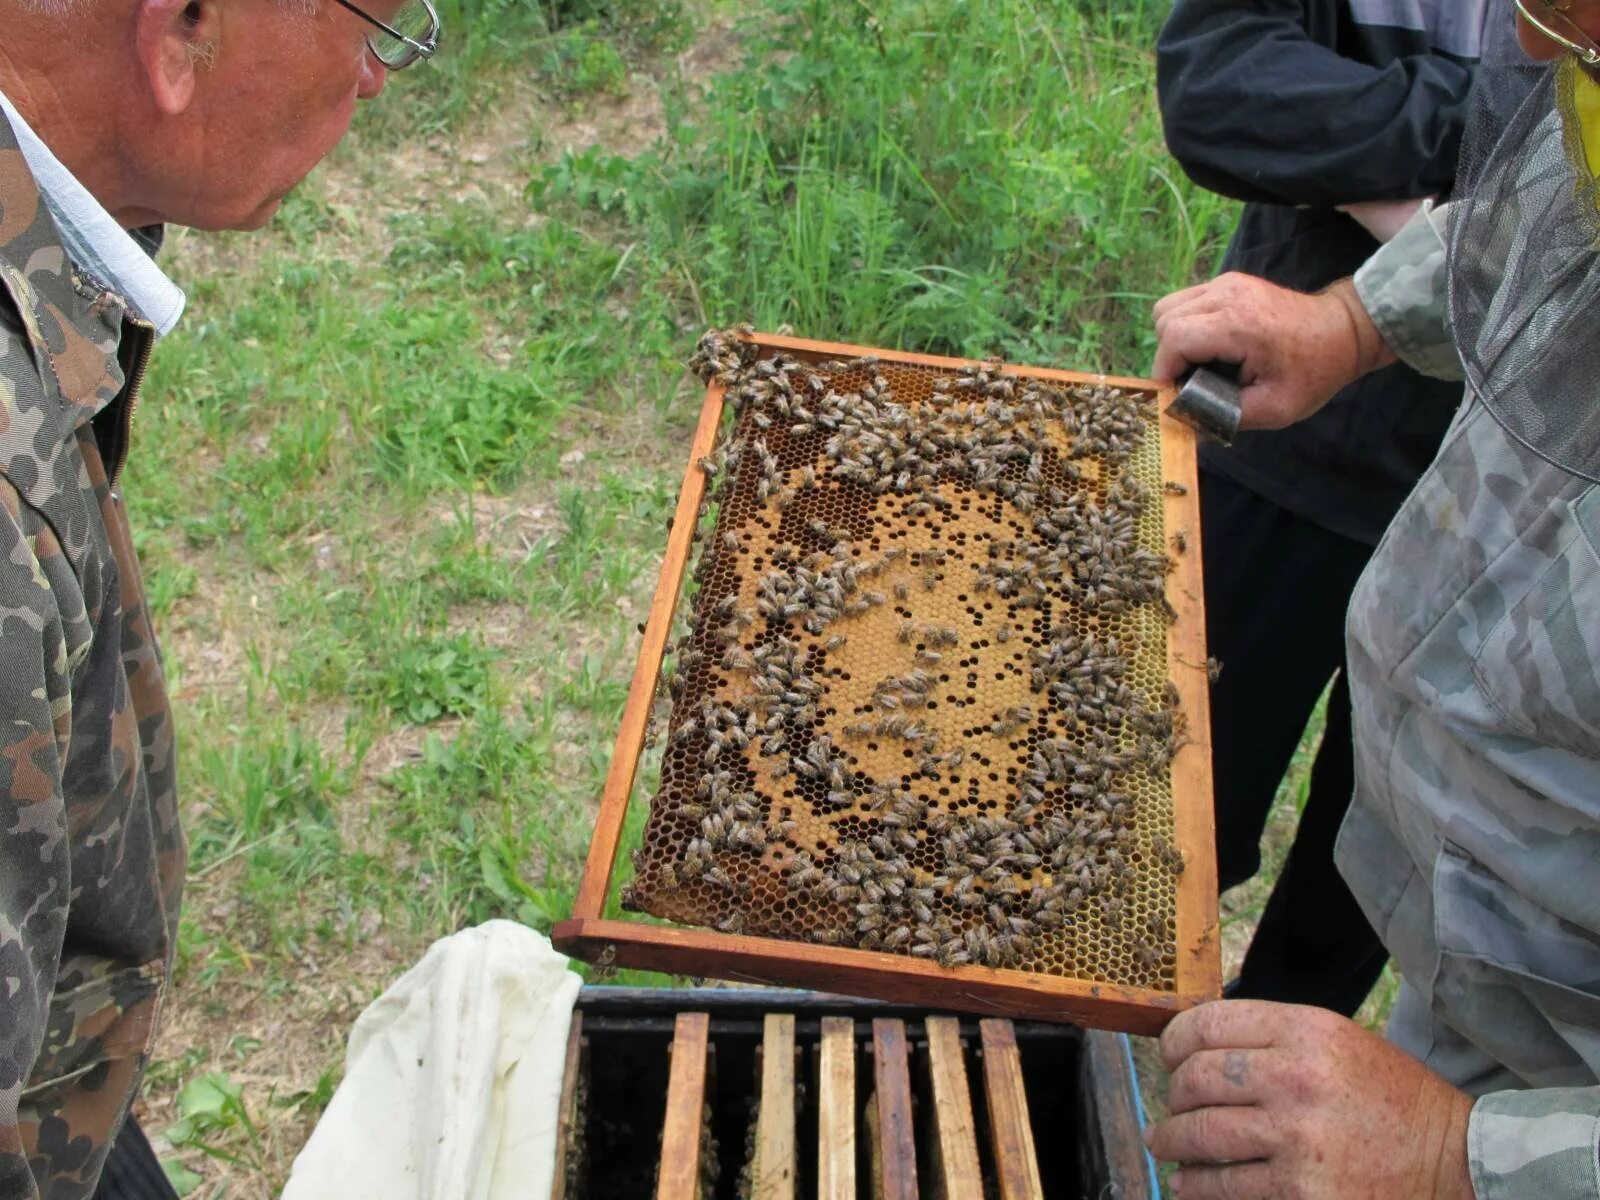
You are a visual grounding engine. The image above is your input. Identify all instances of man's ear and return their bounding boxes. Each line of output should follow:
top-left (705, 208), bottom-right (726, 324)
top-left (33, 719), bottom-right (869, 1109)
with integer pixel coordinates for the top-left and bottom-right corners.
top-left (134, 0), bottom-right (217, 114)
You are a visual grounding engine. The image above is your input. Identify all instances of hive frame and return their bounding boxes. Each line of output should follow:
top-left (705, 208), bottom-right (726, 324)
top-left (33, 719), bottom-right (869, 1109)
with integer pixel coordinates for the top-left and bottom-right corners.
top-left (553, 332), bottom-right (1220, 1035)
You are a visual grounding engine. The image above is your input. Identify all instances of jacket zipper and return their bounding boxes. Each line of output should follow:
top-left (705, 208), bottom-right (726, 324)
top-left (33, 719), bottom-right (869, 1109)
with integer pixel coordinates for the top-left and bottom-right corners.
top-left (110, 321), bottom-right (156, 493)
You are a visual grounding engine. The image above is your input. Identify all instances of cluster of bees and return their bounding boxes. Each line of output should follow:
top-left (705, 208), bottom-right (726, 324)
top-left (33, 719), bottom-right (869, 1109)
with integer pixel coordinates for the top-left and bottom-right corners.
top-left (625, 328), bottom-right (1189, 988)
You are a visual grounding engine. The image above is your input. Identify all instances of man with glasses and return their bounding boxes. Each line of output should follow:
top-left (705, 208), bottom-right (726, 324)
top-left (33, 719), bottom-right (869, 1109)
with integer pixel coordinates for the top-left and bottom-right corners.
top-left (0, 1), bottom-right (435, 1197)
top-left (1144, 2), bottom-right (1600, 1197)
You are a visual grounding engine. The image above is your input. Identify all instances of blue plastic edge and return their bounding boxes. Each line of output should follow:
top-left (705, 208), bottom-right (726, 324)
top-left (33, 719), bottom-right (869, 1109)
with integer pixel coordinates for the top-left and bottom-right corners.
top-left (1119, 1032), bottom-right (1163, 1197)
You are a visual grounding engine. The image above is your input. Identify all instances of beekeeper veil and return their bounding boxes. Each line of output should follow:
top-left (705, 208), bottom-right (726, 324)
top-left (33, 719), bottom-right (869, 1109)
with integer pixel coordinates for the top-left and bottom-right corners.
top-left (1447, 6), bottom-right (1600, 481)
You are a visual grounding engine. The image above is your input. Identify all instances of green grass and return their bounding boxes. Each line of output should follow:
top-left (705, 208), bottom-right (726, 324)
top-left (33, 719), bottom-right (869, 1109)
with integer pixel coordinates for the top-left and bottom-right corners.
top-left (127, 1), bottom-right (1250, 1192)
top-left (531, 0), bottom-right (1232, 366)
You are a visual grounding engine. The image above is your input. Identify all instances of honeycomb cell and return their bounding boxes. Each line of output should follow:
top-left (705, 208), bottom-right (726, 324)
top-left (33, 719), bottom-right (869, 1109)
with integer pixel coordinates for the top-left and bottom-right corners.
top-left (631, 334), bottom-right (1187, 991)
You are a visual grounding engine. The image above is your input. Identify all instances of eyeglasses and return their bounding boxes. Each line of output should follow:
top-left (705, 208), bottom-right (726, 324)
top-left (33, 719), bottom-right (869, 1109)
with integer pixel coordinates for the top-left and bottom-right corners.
top-left (1515, 0), bottom-right (1600, 76)
top-left (331, 0), bottom-right (440, 70)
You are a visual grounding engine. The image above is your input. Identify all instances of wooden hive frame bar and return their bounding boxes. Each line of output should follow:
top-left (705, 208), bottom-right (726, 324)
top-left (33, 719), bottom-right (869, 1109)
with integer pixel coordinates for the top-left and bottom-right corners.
top-left (751, 1013), bottom-right (798, 1200)
top-left (818, 1016), bottom-right (857, 1200)
top-left (548, 1014), bottom-right (587, 1200)
top-left (553, 332), bottom-right (1220, 1035)
top-left (980, 1019), bottom-right (1046, 1200)
top-left (924, 1016), bottom-right (983, 1199)
top-left (657, 1012), bottom-right (714, 1200)
top-left (870, 1019), bottom-right (919, 1200)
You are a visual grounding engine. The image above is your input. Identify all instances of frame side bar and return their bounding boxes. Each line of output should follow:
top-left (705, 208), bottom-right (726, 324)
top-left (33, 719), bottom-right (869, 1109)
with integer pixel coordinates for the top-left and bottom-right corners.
top-left (571, 382), bottom-right (728, 919)
top-left (1158, 412), bottom-right (1222, 1001)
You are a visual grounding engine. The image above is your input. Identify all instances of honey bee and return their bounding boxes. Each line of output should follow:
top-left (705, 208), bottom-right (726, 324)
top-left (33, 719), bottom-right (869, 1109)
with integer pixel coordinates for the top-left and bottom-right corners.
top-left (1152, 835), bottom-right (1186, 876)
top-left (788, 864), bottom-right (824, 893)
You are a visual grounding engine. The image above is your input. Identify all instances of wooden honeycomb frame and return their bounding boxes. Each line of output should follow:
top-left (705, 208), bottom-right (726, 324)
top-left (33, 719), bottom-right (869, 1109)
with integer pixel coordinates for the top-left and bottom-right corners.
top-left (553, 333), bottom-right (1220, 1035)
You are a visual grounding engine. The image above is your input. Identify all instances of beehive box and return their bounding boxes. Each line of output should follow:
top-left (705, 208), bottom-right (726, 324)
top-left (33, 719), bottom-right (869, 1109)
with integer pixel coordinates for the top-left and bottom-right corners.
top-left (551, 987), bottom-right (1160, 1200)
top-left (553, 331), bottom-right (1219, 1034)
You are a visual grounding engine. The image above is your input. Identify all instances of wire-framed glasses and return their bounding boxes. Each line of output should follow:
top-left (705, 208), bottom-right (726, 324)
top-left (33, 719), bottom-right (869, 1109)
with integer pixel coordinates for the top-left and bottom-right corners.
top-left (1515, 0), bottom-right (1600, 77)
top-left (331, 0), bottom-right (440, 70)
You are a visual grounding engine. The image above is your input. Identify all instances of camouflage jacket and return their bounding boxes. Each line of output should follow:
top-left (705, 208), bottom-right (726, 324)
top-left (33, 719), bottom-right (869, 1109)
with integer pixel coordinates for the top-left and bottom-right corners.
top-left (1341, 200), bottom-right (1600, 1190)
top-left (0, 120), bottom-right (184, 1195)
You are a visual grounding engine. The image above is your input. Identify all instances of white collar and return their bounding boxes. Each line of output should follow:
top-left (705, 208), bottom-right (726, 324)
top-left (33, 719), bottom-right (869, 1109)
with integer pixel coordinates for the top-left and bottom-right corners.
top-left (0, 91), bottom-right (185, 336)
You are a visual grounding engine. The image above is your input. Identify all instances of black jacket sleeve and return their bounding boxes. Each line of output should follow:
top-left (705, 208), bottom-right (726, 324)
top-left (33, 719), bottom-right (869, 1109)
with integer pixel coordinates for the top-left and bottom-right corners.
top-left (1156, 0), bottom-right (1477, 207)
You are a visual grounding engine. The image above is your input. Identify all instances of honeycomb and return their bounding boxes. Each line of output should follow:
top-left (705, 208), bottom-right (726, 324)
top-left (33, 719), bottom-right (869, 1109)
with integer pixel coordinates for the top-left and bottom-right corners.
top-left (624, 330), bottom-right (1187, 992)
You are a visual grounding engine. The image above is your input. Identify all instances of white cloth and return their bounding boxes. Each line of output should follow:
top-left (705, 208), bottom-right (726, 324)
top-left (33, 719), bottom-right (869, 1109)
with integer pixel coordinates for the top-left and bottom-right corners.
top-left (282, 921), bottom-right (583, 1200)
top-left (0, 90), bottom-right (185, 335)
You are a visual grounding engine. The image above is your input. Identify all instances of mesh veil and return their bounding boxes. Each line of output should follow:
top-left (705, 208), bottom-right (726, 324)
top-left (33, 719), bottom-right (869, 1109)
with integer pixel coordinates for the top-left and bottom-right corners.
top-left (1447, 44), bottom-right (1600, 482)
